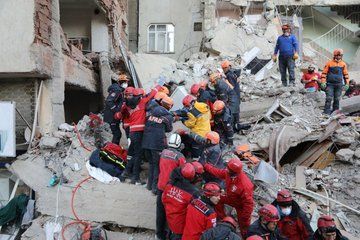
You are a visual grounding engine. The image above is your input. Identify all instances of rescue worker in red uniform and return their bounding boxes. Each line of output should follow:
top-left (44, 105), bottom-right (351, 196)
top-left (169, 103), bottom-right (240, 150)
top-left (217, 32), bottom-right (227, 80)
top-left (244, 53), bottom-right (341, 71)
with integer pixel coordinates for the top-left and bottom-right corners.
top-left (204, 158), bottom-right (254, 238)
top-left (246, 204), bottom-right (288, 240)
top-left (311, 216), bottom-right (349, 240)
top-left (156, 133), bottom-right (186, 240)
top-left (162, 163), bottom-right (200, 240)
top-left (182, 182), bottom-right (221, 240)
top-left (272, 189), bottom-right (313, 240)
top-left (201, 216), bottom-right (241, 240)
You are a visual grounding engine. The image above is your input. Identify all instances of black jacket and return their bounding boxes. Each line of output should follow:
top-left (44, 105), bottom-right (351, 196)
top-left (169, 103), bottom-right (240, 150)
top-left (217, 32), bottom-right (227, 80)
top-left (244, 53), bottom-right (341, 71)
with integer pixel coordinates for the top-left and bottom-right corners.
top-left (225, 68), bottom-right (241, 99)
top-left (311, 229), bottom-right (349, 240)
top-left (214, 79), bottom-right (240, 114)
top-left (201, 222), bottom-right (241, 240)
top-left (198, 89), bottom-right (217, 104)
top-left (246, 219), bottom-right (288, 240)
top-left (213, 107), bottom-right (234, 145)
top-left (103, 83), bottom-right (124, 123)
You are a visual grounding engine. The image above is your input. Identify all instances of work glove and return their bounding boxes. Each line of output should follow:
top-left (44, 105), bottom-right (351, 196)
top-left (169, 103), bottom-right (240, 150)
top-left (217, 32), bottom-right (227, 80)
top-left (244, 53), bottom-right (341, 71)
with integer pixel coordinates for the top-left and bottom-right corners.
top-left (177, 128), bottom-right (186, 136)
top-left (320, 83), bottom-right (327, 90)
top-left (293, 53), bottom-right (299, 60)
top-left (272, 55), bottom-right (277, 62)
top-left (158, 76), bottom-right (166, 86)
top-left (343, 84), bottom-right (349, 91)
top-left (311, 76), bottom-right (318, 81)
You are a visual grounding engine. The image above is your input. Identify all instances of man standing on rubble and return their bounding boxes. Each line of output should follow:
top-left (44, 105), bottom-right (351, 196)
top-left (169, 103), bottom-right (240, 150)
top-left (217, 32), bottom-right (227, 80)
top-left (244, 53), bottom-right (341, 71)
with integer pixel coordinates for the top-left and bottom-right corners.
top-left (273, 24), bottom-right (299, 87)
top-left (103, 74), bottom-right (129, 144)
top-left (312, 216), bottom-right (349, 240)
top-left (321, 48), bottom-right (350, 115)
top-left (272, 189), bottom-right (313, 240)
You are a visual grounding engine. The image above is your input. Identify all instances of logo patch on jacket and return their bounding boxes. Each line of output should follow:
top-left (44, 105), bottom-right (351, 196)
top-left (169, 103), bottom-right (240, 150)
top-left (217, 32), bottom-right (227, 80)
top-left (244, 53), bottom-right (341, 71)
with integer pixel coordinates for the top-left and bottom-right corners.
top-left (167, 187), bottom-right (184, 203)
top-left (148, 116), bottom-right (163, 124)
top-left (192, 199), bottom-right (211, 216)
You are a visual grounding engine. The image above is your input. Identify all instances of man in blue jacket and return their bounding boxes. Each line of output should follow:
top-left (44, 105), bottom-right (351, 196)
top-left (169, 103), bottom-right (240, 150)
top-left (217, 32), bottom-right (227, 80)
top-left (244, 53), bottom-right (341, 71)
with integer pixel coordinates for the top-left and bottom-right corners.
top-left (273, 24), bottom-right (299, 87)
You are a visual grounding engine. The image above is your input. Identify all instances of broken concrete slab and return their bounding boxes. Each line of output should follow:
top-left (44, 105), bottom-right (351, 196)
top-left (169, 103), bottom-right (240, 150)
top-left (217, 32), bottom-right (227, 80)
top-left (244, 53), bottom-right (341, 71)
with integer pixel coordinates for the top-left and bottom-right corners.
top-left (39, 136), bottom-right (61, 150)
top-left (354, 149), bottom-right (360, 159)
top-left (340, 95), bottom-right (360, 114)
top-left (336, 149), bottom-right (355, 162)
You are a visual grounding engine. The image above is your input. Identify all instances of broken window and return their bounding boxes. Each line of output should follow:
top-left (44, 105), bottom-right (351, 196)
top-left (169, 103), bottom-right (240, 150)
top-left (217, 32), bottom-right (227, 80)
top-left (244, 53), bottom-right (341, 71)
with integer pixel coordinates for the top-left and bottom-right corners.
top-left (147, 24), bottom-right (175, 53)
top-left (194, 22), bottom-right (202, 31)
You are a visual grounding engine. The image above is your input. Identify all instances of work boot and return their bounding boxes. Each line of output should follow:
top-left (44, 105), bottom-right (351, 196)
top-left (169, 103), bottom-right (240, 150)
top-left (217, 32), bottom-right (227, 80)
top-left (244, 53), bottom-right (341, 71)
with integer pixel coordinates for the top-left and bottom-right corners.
top-left (289, 81), bottom-right (295, 86)
top-left (121, 170), bottom-right (130, 179)
top-left (130, 178), bottom-right (146, 185)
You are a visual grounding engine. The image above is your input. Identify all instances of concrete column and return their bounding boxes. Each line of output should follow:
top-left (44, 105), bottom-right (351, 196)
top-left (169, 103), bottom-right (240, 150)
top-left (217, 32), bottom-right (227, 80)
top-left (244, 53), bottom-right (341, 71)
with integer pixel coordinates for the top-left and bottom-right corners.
top-left (99, 52), bottom-right (112, 101)
top-left (203, 0), bottom-right (217, 38)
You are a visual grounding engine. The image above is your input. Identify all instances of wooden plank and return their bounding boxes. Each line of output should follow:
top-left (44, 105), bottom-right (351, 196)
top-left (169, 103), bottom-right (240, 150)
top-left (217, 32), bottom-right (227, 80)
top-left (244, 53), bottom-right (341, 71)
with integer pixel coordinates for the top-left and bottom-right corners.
top-left (295, 166), bottom-right (307, 189)
top-left (318, 120), bottom-right (342, 143)
top-left (300, 141), bottom-right (333, 167)
top-left (312, 151), bottom-right (335, 169)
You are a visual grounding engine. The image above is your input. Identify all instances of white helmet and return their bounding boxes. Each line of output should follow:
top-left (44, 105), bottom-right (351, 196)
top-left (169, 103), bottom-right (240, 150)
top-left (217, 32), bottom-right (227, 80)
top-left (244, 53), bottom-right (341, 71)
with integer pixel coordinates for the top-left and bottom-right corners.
top-left (168, 133), bottom-right (182, 148)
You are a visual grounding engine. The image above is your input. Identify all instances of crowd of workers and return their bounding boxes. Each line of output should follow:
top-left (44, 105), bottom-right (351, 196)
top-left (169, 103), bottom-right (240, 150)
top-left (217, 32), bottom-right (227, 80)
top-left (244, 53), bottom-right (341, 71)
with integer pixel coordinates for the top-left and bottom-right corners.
top-left (100, 23), bottom-right (353, 240)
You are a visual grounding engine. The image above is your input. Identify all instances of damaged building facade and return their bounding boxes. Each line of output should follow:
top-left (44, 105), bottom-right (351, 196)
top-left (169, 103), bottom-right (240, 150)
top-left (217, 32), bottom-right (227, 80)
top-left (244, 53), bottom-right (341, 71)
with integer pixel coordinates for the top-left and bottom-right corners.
top-left (0, 0), bottom-right (129, 147)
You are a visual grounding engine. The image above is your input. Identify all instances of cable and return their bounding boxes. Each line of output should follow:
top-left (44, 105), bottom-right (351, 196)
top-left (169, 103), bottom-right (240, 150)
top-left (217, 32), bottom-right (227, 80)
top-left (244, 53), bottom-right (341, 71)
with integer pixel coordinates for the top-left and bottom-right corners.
top-left (73, 123), bottom-right (92, 152)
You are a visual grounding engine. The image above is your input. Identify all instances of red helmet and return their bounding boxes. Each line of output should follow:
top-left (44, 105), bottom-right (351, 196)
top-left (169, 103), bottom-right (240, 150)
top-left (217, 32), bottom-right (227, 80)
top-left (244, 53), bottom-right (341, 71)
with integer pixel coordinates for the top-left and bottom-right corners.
top-left (213, 100), bottom-right (225, 112)
top-left (246, 236), bottom-right (263, 240)
top-left (199, 81), bottom-right (208, 90)
top-left (203, 182), bottom-right (221, 197)
top-left (205, 131), bottom-right (220, 145)
top-left (277, 189), bottom-right (293, 206)
top-left (133, 88), bottom-right (145, 96)
top-left (227, 158), bottom-right (243, 174)
top-left (221, 216), bottom-right (236, 229)
top-left (258, 204), bottom-right (280, 222)
top-left (124, 86), bottom-right (135, 96)
top-left (182, 95), bottom-right (195, 107)
top-left (181, 163), bottom-right (196, 180)
top-left (190, 84), bottom-right (201, 95)
top-left (282, 24), bottom-right (290, 31)
top-left (317, 216), bottom-right (336, 228)
top-left (333, 48), bottom-right (344, 56)
top-left (192, 161), bottom-right (204, 174)
top-left (221, 60), bottom-right (231, 69)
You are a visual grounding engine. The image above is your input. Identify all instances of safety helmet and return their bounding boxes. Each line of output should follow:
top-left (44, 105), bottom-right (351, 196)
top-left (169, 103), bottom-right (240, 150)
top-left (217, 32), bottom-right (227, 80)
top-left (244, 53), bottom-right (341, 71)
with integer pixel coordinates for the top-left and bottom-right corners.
top-left (333, 48), bottom-right (344, 56)
top-left (205, 131), bottom-right (220, 145)
top-left (282, 24), bottom-right (290, 31)
top-left (277, 189), bottom-right (293, 206)
top-left (209, 72), bottom-right (221, 83)
top-left (192, 161), bottom-right (204, 174)
top-left (213, 100), bottom-right (225, 112)
top-left (227, 158), bottom-right (243, 174)
top-left (133, 88), bottom-right (145, 96)
top-left (221, 216), bottom-right (236, 229)
top-left (154, 92), bottom-right (167, 102)
top-left (258, 204), bottom-right (280, 222)
top-left (221, 60), bottom-right (231, 69)
top-left (124, 87), bottom-right (135, 96)
top-left (199, 81), bottom-right (208, 90)
top-left (190, 84), bottom-right (201, 96)
top-left (181, 163), bottom-right (196, 180)
top-left (182, 95), bottom-right (195, 107)
top-left (308, 64), bottom-right (316, 70)
top-left (159, 86), bottom-right (170, 95)
top-left (318, 216), bottom-right (336, 229)
top-left (118, 74), bottom-right (129, 81)
top-left (161, 96), bottom-right (174, 110)
top-left (203, 182), bottom-right (221, 197)
top-left (246, 236), bottom-right (263, 240)
top-left (235, 144), bottom-right (250, 155)
top-left (168, 133), bottom-right (182, 148)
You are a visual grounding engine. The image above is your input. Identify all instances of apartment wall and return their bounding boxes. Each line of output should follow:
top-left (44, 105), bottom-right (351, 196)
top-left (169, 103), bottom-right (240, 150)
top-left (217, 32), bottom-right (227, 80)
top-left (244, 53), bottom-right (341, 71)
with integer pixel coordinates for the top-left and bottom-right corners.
top-left (138, 0), bottom-right (204, 61)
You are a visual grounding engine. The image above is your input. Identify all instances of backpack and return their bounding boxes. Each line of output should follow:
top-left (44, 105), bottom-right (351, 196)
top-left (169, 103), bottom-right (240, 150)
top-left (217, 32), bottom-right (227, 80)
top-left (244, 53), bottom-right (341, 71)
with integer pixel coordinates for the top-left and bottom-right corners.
top-left (99, 143), bottom-right (127, 169)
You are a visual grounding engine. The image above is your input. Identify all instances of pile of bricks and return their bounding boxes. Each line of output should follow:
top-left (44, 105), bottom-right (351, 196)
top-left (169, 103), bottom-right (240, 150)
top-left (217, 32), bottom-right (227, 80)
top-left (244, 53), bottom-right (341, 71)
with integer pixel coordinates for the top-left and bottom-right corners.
top-left (34, 0), bottom-right (52, 46)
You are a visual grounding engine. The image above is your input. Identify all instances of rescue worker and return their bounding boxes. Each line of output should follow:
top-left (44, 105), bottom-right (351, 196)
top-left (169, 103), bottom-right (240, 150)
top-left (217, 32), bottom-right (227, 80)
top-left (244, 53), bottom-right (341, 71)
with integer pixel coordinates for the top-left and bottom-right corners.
top-left (162, 163), bottom-right (200, 240)
top-left (246, 204), bottom-right (287, 240)
top-left (321, 49), bottom-right (350, 115)
top-left (273, 24), bottom-right (299, 87)
top-left (221, 60), bottom-right (241, 99)
top-left (212, 100), bottom-right (234, 146)
top-left (190, 83), bottom-right (217, 106)
top-left (209, 73), bottom-right (240, 132)
top-left (146, 91), bottom-right (168, 114)
top-left (301, 64), bottom-right (321, 92)
top-left (178, 130), bottom-right (223, 184)
top-left (143, 96), bottom-right (174, 194)
top-left (122, 87), bottom-right (135, 139)
top-left (103, 74), bottom-right (129, 144)
top-left (201, 216), bottom-right (241, 240)
top-left (156, 133), bottom-right (186, 240)
top-left (182, 182), bottom-right (221, 240)
top-left (114, 79), bottom-right (165, 185)
top-left (192, 161), bottom-right (205, 187)
top-left (204, 158), bottom-right (254, 238)
top-left (184, 99), bottom-right (211, 159)
top-left (172, 95), bottom-right (194, 122)
top-left (312, 216), bottom-right (349, 240)
top-left (272, 189), bottom-right (313, 240)
top-left (246, 236), bottom-right (263, 240)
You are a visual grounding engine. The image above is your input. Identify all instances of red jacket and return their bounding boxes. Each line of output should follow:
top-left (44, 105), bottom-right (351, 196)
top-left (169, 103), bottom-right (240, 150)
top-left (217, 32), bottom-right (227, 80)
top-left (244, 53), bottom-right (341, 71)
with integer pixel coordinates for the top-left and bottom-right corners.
top-left (182, 197), bottom-right (217, 240)
top-left (116, 85), bottom-right (161, 132)
top-left (301, 72), bottom-right (321, 90)
top-left (162, 168), bottom-right (200, 234)
top-left (157, 148), bottom-right (186, 191)
top-left (204, 164), bottom-right (254, 207)
top-left (272, 200), bottom-right (313, 240)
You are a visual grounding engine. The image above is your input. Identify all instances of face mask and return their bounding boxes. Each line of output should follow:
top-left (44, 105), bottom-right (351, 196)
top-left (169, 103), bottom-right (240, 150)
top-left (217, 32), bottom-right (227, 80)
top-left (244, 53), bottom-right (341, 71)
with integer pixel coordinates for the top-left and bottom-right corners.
top-left (284, 32), bottom-right (290, 37)
top-left (281, 206), bottom-right (292, 216)
top-left (121, 83), bottom-right (128, 89)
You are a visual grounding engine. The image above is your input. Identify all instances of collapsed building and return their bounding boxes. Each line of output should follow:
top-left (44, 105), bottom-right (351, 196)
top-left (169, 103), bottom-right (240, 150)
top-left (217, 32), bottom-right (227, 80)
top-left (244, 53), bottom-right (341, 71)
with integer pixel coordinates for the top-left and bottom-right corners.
top-left (1, 0), bottom-right (360, 239)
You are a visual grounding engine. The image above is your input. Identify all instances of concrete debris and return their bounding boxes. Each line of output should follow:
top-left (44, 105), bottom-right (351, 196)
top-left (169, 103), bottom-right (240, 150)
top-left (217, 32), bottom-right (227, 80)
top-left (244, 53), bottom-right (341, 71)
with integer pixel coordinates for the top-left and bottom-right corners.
top-left (263, 99), bottom-right (293, 123)
top-left (336, 149), bottom-right (355, 162)
top-left (354, 148), bottom-right (360, 159)
top-left (39, 136), bottom-right (61, 150)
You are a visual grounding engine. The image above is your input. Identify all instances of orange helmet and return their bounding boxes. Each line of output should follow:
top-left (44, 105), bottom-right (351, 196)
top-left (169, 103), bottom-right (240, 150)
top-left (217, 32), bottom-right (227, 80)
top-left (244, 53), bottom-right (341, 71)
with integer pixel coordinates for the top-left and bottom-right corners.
top-left (159, 86), bottom-right (170, 95)
top-left (221, 60), bottom-right (231, 69)
top-left (205, 131), bottom-right (220, 145)
top-left (118, 74), bottom-right (129, 81)
top-left (333, 48), bottom-right (344, 56)
top-left (154, 92), bottom-right (167, 101)
top-left (190, 84), bottom-right (201, 95)
top-left (209, 73), bottom-right (221, 83)
top-left (161, 96), bottom-right (174, 110)
top-left (199, 81), bottom-right (208, 89)
top-left (213, 100), bottom-right (225, 112)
